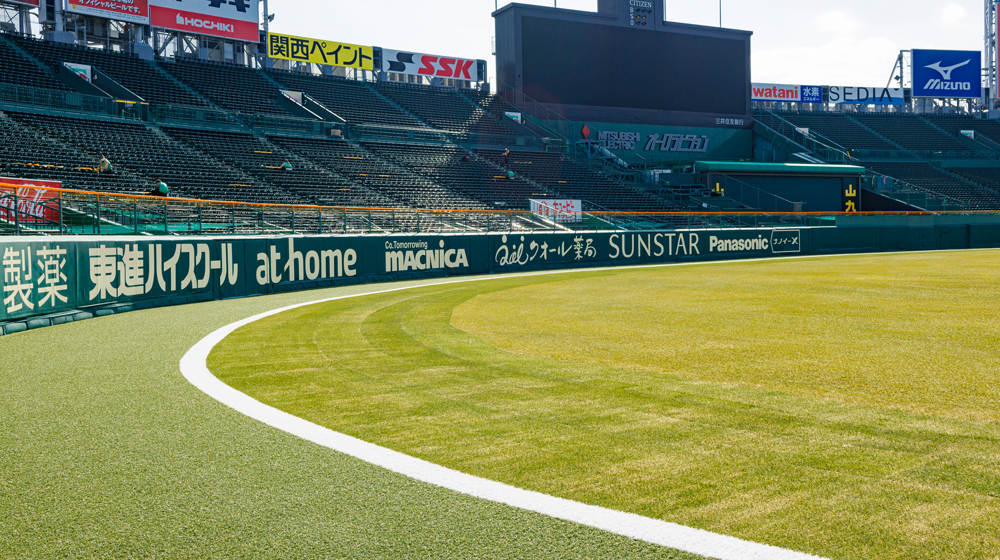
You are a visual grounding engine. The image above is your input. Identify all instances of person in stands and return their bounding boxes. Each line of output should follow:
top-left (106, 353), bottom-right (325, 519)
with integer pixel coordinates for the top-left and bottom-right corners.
top-left (151, 180), bottom-right (169, 197)
top-left (281, 160), bottom-right (294, 172)
top-left (504, 147), bottom-right (510, 166)
top-left (508, 170), bottom-right (515, 180)
top-left (462, 153), bottom-right (471, 163)
top-left (97, 154), bottom-right (112, 173)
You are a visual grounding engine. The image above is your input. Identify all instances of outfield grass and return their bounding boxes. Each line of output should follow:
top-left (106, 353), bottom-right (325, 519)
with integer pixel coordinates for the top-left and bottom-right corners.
top-left (1, 279), bottom-right (694, 559)
top-left (210, 250), bottom-right (1000, 560)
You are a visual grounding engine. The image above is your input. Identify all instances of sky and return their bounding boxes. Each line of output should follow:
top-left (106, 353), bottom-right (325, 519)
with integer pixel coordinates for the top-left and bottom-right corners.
top-left (266, 0), bottom-right (987, 87)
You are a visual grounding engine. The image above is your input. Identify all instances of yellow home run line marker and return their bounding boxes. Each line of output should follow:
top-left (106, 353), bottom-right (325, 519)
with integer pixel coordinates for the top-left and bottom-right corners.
top-left (181, 258), bottom-right (853, 560)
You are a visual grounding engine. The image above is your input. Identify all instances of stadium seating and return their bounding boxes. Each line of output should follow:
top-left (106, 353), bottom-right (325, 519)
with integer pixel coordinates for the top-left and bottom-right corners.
top-left (767, 111), bottom-right (898, 151)
top-left (374, 81), bottom-right (514, 136)
top-left (851, 113), bottom-right (970, 153)
top-left (163, 127), bottom-right (391, 208)
top-left (269, 136), bottom-right (485, 209)
top-left (0, 36), bottom-right (72, 92)
top-left (863, 162), bottom-right (1000, 209)
top-left (4, 111), bottom-right (306, 204)
top-left (922, 114), bottom-right (1000, 148)
top-left (476, 149), bottom-right (682, 211)
top-left (361, 142), bottom-right (542, 209)
top-left (0, 110), bottom-right (145, 193)
top-left (267, 70), bottom-right (427, 129)
top-left (159, 59), bottom-right (290, 116)
top-left (8, 34), bottom-right (210, 108)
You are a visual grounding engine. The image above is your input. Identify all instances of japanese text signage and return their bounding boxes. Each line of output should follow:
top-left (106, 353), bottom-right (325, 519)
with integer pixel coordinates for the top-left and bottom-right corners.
top-left (911, 49), bottom-right (982, 99)
top-left (4, 227), bottom-right (999, 326)
top-left (148, 0), bottom-right (259, 42)
top-left (382, 48), bottom-right (480, 81)
top-left (67, 0), bottom-right (149, 25)
top-left (751, 83), bottom-right (822, 103)
top-left (267, 33), bottom-right (374, 71)
top-left (530, 199), bottom-right (582, 223)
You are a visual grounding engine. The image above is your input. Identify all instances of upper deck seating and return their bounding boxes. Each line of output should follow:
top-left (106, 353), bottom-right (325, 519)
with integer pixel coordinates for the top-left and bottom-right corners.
top-left (374, 82), bottom-right (513, 136)
top-left (9, 34), bottom-right (208, 108)
top-left (160, 59), bottom-right (289, 116)
top-left (268, 71), bottom-right (426, 129)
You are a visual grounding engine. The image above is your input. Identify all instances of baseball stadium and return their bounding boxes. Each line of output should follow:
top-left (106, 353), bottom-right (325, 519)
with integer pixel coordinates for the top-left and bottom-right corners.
top-left (2, 1), bottom-right (1000, 559)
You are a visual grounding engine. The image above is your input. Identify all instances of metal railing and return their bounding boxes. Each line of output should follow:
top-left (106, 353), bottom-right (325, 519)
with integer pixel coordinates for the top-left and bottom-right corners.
top-left (0, 82), bottom-right (121, 117)
top-left (3, 183), bottom-right (999, 238)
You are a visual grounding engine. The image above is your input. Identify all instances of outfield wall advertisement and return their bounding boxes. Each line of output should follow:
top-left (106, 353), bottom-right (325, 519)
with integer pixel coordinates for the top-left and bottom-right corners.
top-left (2, 225), bottom-right (998, 324)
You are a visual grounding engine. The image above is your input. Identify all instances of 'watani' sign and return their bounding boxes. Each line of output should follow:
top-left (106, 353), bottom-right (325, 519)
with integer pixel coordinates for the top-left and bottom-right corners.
top-left (751, 83), bottom-right (822, 103)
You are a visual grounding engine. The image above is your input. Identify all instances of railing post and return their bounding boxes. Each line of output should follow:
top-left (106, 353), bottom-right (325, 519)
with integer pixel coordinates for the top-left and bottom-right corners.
top-left (198, 202), bottom-right (203, 234)
top-left (318, 209), bottom-right (323, 234)
top-left (13, 191), bottom-right (19, 235)
top-left (95, 195), bottom-right (101, 235)
top-left (368, 209), bottom-right (372, 234)
top-left (57, 194), bottom-right (63, 235)
top-left (417, 210), bottom-right (421, 233)
top-left (343, 208), bottom-right (347, 234)
top-left (231, 203), bottom-right (236, 234)
top-left (392, 209), bottom-right (396, 233)
top-left (134, 198), bottom-right (139, 235)
top-left (163, 198), bottom-right (168, 234)
top-left (290, 208), bottom-right (295, 234)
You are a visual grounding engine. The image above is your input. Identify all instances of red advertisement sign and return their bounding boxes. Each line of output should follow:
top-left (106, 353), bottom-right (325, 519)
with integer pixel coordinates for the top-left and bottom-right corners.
top-left (0, 178), bottom-right (62, 225)
top-left (149, 5), bottom-right (259, 42)
top-left (66, 0), bottom-right (149, 24)
top-left (4, 0), bottom-right (40, 6)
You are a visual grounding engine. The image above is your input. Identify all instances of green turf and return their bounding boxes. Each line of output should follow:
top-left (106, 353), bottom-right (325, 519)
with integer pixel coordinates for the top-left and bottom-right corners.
top-left (210, 250), bottom-right (1000, 560)
top-left (0, 277), bottom-right (697, 559)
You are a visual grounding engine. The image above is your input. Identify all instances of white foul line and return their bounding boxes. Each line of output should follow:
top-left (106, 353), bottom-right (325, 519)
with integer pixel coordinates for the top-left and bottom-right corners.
top-left (180, 263), bottom-right (837, 560)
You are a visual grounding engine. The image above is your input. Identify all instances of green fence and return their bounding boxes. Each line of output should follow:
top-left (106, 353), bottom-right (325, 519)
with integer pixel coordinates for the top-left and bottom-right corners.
top-left (3, 223), bottom-right (1000, 329)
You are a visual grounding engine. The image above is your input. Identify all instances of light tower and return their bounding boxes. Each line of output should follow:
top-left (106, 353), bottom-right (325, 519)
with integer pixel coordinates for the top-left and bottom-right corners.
top-left (986, 0), bottom-right (998, 113)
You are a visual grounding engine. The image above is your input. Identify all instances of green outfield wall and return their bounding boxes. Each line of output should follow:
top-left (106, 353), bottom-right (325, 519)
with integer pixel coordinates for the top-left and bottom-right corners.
top-left (2, 224), bottom-right (999, 328)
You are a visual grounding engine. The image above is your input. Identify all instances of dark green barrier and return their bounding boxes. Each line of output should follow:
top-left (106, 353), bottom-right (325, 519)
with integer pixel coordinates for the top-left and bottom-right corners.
top-left (3, 225), bottom-right (1000, 326)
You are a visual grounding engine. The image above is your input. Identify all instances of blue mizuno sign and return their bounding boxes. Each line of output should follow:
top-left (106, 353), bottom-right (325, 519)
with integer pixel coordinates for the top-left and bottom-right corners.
top-left (912, 49), bottom-right (982, 98)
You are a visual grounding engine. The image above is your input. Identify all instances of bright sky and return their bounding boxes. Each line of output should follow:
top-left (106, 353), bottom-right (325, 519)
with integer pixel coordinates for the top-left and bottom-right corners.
top-left (267, 0), bottom-right (986, 87)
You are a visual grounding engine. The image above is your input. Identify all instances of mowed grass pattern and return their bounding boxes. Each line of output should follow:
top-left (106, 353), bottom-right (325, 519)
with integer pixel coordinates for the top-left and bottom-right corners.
top-left (210, 251), bottom-right (1000, 560)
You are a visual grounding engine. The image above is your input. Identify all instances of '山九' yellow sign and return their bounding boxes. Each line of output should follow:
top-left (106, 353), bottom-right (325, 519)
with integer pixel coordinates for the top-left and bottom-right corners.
top-left (267, 33), bottom-right (373, 71)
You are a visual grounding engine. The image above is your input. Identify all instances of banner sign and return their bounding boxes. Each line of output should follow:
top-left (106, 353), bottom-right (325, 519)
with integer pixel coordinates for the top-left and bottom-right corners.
top-left (0, 178), bottom-right (61, 225)
top-left (67, 0), bottom-right (149, 24)
top-left (149, 0), bottom-right (259, 42)
top-left (63, 62), bottom-right (93, 83)
top-left (382, 48), bottom-right (480, 81)
top-left (530, 199), bottom-right (582, 223)
top-left (281, 90), bottom-right (303, 105)
top-left (751, 83), bottom-right (822, 103)
top-left (267, 33), bottom-right (374, 70)
top-left (912, 49), bottom-right (982, 98)
top-left (5, 0), bottom-right (40, 6)
top-left (505, 111), bottom-right (523, 124)
top-left (961, 129), bottom-right (975, 139)
top-left (3, 226), bottom-right (999, 325)
top-left (828, 86), bottom-right (904, 106)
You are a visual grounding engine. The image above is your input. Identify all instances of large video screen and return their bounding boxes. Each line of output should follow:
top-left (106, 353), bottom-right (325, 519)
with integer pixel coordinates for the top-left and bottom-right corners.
top-left (521, 17), bottom-right (748, 115)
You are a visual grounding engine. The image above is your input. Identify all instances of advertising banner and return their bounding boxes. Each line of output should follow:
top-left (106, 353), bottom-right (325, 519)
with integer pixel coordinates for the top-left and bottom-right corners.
top-left (149, 0), bottom-right (259, 42)
top-left (5, 0), bottom-right (40, 6)
top-left (751, 83), bottom-right (822, 103)
top-left (530, 199), bottom-right (582, 223)
top-left (911, 49), bottom-right (982, 98)
top-left (4, 226), bottom-right (1000, 326)
top-left (382, 48), bottom-right (480, 81)
top-left (0, 178), bottom-right (61, 225)
top-left (505, 111), bottom-right (523, 124)
top-left (828, 86), bottom-right (903, 106)
top-left (63, 62), bottom-right (92, 83)
top-left (267, 32), bottom-right (374, 70)
top-left (67, 0), bottom-right (149, 25)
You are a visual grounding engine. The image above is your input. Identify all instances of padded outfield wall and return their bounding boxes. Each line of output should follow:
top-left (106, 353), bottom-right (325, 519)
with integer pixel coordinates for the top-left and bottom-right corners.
top-left (2, 225), bottom-right (1000, 328)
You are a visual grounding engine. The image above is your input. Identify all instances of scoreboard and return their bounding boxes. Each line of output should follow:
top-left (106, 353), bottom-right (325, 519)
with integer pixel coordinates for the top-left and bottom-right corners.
top-left (493, 0), bottom-right (752, 129)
